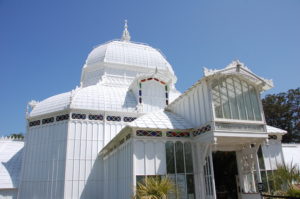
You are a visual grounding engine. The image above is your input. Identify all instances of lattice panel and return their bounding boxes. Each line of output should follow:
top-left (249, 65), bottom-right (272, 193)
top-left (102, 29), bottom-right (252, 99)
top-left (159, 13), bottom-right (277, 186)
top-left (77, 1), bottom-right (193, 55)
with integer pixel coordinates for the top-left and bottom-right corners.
top-left (166, 131), bottom-right (190, 138)
top-left (136, 130), bottom-right (162, 137)
top-left (193, 125), bottom-right (211, 136)
top-left (106, 116), bottom-right (121, 122)
top-left (88, 114), bottom-right (104, 121)
top-left (42, 117), bottom-right (54, 124)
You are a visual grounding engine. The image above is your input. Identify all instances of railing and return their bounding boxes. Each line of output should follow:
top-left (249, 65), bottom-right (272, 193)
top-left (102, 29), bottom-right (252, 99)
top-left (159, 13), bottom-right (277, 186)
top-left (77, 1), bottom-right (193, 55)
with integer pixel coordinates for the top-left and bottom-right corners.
top-left (262, 194), bottom-right (300, 199)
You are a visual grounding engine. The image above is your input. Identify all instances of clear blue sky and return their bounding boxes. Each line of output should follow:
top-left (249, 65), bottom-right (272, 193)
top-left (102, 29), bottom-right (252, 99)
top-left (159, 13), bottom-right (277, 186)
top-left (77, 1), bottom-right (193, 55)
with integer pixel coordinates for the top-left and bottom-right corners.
top-left (0, 0), bottom-right (299, 136)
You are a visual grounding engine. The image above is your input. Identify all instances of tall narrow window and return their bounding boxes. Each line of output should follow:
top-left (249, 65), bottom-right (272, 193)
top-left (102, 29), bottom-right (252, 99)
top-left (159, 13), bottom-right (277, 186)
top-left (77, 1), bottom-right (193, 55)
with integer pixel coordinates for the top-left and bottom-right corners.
top-left (165, 141), bottom-right (195, 199)
top-left (212, 81), bottom-right (223, 118)
top-left (219, 81), bottom-right (231, 119)
top-left (166, 141), bottom-right (175, 174)
top-left (226, 78), bottom-right (239, 119)
top-left (242, 82), bottom-right (254, 120)
top-left (184, 142), bottom-right (193, 173)
top-left (234, 78), bottom-right (247, 120)
top-left (175, 141), bottom-right (184, 173)
top-left (249, 85), bottom-right (262, 121)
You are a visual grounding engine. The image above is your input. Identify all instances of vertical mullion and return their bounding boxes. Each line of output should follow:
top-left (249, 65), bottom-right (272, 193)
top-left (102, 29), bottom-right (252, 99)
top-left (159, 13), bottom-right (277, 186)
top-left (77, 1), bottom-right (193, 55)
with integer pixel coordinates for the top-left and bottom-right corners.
top-left (248, 84), bottom-right (256, 120)
top-left (240, 79), bottom-right (249, 120)
top-left (217, 81), bottom-right (224, 119)
top-left (225, 78), bottom-right (233, 119)
top-left (232, 77), bottom-right (241, 120)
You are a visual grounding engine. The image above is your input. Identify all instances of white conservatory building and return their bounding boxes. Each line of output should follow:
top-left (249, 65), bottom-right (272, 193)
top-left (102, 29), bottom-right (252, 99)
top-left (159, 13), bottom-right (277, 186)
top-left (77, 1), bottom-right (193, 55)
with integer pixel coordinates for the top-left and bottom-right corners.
top-left (1, 22), bottom-right (297, 199)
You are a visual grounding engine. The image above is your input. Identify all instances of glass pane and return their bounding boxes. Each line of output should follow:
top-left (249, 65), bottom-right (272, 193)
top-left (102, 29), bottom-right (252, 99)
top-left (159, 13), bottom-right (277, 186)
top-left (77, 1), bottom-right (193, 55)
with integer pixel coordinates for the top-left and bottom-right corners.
top-left (267, 170), bottom-right (275, 192)
top-left (220, 80), bottom-right (231, 119)
top-left (249, 85), bottom-right (262, 121)
top-left (260, 171), bottom-right (269, 193)
top-left (186, 174), bottom-right (195, 198)
top-left (226, 78), bottom-right (239, 119)
top-left (166, 142), bottom-right (175, 174)
top-left (175, 142), bottom-right (185, 173)
top-left (233, 78), bottom-right (247, 120)
top-left (136, 175), bottom-right (146, 185)
top-left (167, 174), bottom-right (177, 199)
top-left (184, 142), bottom-right (193, 173)
top-left (212, 81), bottom-right (223, 118)
top-left (257, 146), bottom-right (265, 170)
top-left (242, 81), bottom-right (255, 120)
top-left (177, 174), bottom-right (187, 199)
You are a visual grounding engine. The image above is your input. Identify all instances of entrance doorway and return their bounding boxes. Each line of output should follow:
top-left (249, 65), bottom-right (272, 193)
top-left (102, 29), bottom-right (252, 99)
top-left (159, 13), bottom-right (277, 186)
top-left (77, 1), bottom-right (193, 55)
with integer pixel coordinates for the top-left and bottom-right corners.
top-left (213, 151), bottom-right (238, 199)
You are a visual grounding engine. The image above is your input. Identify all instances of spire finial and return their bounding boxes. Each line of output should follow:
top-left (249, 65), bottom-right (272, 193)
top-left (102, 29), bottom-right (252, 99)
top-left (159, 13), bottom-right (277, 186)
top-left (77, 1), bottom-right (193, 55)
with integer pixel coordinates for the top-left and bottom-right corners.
top-left (121, 19), bottom-right (131, 42)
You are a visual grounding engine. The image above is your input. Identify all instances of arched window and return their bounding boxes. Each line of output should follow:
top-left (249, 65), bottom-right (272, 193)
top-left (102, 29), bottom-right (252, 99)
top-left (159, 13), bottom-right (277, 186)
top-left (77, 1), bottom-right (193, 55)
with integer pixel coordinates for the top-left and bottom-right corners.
top-left (211, 76), bottom-right (262, 121)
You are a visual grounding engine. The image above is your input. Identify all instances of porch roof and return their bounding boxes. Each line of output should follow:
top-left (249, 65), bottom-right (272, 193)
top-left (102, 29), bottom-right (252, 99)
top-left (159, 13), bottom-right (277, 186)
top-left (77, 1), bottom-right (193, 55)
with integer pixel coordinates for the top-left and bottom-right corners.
top-left (266, 125), bottom-right (287, 134)
top-left (128, 110), bottom-right (193, 130)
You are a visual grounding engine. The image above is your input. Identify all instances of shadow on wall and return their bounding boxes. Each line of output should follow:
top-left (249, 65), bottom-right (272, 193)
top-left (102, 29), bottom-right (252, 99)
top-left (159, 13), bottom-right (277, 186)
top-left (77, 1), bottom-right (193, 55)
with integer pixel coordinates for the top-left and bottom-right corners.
top-left (0, 189), bottom-right (18, 199)
top-left (3, 148), bottom-right (23, 188)
top-left (80, 158), bottom-right (103, 199)
top-left (122, 90), bottom-right (138, 109)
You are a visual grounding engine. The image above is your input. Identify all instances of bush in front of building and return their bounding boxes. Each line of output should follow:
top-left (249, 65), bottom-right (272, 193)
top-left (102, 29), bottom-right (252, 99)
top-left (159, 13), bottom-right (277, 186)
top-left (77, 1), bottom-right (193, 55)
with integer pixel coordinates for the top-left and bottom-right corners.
top-left (133, 176), bottom-right (177, 199)
top-left (271, 162), bottom-right (300, 196)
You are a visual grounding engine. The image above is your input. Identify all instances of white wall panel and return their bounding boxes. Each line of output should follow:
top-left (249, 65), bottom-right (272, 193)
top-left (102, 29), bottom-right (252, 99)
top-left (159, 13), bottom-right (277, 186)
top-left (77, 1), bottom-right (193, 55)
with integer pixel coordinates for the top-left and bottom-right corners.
top-left (134, 140), bottom-right (167, 176)
top-left (262, 140), bottom-right (284, 170)
top-left (102, 140), bottom-right (133, 199)
top-left (19, 121), bottom-right (68, 199)
top-left (65, 120), bottom-right (119, 199)
top-left (134, 140), bottom-right (145, 175)
top-left (155, 141), bottom-right (166, 175)
top-left (169, 81), bottom-right (212, 127)
top-left (145, 142), bottom-right (155, 175)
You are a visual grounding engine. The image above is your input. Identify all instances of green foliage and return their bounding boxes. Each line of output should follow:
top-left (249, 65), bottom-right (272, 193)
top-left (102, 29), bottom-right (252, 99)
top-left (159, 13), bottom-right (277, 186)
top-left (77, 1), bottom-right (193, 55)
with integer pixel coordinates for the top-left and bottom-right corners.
top-left (8, 133), bottom-right (24, 139)
top-left (287, 186), bottom-right (300, 197)
top-left (262, 87), bottom-right (300, 143)
top-left (133, 177), bottom-right (177, 199)
top-left (271, 162), bottom-right (300, 193)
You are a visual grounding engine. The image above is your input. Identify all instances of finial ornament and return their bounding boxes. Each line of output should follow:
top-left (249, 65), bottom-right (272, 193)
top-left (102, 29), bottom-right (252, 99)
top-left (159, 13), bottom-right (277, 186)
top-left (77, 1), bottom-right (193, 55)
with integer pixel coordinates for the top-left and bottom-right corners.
top-left (121, 19), bottom-right (131, 41)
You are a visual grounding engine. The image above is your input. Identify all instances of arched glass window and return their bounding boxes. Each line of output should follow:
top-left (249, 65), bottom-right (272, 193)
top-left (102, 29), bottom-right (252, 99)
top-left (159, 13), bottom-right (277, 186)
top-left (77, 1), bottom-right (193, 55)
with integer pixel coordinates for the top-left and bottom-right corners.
top-left (212, 76), bottom-right (262, 121)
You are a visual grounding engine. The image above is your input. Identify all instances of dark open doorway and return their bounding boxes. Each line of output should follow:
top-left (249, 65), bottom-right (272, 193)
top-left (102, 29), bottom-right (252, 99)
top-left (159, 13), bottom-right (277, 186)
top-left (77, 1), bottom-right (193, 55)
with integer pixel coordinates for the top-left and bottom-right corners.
top-left (213, 151), bottom-right (238, 199)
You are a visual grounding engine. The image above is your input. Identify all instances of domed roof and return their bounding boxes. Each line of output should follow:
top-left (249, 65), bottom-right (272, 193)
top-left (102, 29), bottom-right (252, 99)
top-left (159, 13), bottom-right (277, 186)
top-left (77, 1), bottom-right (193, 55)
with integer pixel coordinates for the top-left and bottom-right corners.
top-left (85, 40), bottom-right (174, 75)
top-left (84, 20), bottom-right (174, 77)
top-left (29, 85), bottom-right (138, 117)
top-left (28, 22), bottom-right (180, 118)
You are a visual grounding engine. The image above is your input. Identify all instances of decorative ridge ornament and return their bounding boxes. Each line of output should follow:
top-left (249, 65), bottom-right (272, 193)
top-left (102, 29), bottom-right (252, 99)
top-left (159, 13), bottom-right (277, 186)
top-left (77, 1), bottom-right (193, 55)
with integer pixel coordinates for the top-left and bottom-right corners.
top-left (121, 20), bottom-right (131, 41)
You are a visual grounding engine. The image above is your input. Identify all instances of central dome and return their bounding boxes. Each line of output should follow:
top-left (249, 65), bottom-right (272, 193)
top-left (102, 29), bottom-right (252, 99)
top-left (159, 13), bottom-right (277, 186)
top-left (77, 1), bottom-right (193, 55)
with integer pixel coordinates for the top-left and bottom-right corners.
top-left (80, 22), bottom-right (177, 87)
top-left (85, 40), bottom-right (174, 75)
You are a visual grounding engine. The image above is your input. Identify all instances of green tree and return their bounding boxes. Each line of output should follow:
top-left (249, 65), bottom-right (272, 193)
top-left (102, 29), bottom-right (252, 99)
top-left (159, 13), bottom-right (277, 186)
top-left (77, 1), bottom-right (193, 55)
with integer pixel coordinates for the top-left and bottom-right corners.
top-left (133, 176), bottom-right (177, 199)
top-left (262, 88), bottom-right (300, 143)
top-left (8, 133), bottom-right (24, 139)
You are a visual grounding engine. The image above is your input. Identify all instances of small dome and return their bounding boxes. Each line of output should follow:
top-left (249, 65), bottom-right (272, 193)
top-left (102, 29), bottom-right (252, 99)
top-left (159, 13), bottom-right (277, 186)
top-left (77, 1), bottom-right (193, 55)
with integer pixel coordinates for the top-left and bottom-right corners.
top-left (85, 40), bottom-right (175, 76)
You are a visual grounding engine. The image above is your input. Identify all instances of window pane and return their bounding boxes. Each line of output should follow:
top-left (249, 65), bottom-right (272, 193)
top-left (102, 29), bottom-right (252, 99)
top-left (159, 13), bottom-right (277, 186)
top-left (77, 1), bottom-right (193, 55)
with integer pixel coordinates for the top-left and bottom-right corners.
top-left (176, 174), bottom-right (187, 199)
top-left (167, 174), bottom-right (177, 199)
top-left (212, 81), bottom-right (223, 118)
top-left (136, 175), bottom-right (146, 185)
top-left (186, 174), bottom-right (195, 198)
top-left (220, 80), bottom-right (231, 119)
top-left (249, 86), bottom-right (262, 121)
top-left (260, 171), bottom-right (269, 193)
top-left (267, 170), bottom-right (275, 192)
top-left (175, 142), bottom-right (185, 173)
top-left (226, 78), bottom-right (239, 119)
top-left (233, 78), bottom-right (247, 120)
top-left (257, 146), bottom-right (265, 170)
top-left (166, 142), bottom-right (175, 174)
top-left (242, 81), bottom-right (254, 120)
top-left (184, 142), bottom-right (193, 173)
